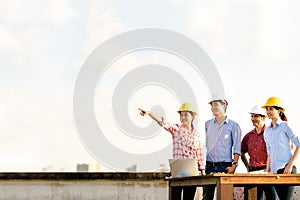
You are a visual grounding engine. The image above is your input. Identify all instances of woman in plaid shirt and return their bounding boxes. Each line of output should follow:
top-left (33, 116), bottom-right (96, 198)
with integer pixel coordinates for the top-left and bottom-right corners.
top-left (139, 103), bottom-right (205, 200)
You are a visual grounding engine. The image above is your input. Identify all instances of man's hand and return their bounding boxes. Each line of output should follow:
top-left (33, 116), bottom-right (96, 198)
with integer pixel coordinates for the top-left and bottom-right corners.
top-left (226, 165), bottom-right (237, 174)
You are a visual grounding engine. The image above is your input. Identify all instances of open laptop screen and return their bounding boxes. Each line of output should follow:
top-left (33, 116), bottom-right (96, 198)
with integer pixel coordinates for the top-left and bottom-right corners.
top-left (169, 158), bottom-right (199, 177)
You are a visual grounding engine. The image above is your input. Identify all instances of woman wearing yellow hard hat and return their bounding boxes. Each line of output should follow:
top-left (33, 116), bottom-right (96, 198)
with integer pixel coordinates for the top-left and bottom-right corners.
top-left (138, 103), bottom-right (205, 200)
top-left (262, 97), bottom-right (300, 200)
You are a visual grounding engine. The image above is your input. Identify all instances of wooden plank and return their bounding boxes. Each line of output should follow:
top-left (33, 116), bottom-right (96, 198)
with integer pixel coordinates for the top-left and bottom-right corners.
top-left (168, 176), bottom-right (218, 187)
top-left (248, 187), bottom-right (257, 200)
top-left (217, 184), bottom-right (233, 200)
top-left (218, 174), bottom-right (300, 185)
top-left (168, 174), bottom-right (300, 187)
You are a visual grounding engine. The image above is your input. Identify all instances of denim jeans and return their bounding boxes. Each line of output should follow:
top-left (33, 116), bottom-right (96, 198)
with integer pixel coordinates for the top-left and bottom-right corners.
top-left (274, 165), bottom-right (297, 200)
top-left (202, 164), bottom-right (229, 200)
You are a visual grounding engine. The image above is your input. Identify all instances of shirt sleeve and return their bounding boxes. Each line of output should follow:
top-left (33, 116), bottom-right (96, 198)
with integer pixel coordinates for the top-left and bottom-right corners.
top-left (204, 121), bottom-right (209, 148)
top-left (157, 118), bottom-right (180, 134)
top-left (285, 123), bottom-right (300, 147)
top-left (232, 122), bottom-right (242, 155)
top-left (241, 133), bottom-right (249, 154)
top-left (197, 140), bottom-right (206, 170)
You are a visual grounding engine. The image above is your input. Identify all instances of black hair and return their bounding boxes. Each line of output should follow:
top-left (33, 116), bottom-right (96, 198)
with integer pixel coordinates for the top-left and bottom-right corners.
top-left (273, 106), bottom-right (288, 121)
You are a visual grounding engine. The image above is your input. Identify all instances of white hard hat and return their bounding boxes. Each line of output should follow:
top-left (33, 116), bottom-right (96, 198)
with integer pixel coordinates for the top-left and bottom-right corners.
top-left (208, 94), bottom-right (228, 105)
top-left (249, 105), bottom-right (266, 116)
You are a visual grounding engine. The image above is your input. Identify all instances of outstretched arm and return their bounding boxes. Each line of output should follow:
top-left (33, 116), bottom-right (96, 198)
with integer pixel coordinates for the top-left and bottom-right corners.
top-left (138, 108), bottom-right (162, 123)
top-left (138, 108), bottom-right (179, 134)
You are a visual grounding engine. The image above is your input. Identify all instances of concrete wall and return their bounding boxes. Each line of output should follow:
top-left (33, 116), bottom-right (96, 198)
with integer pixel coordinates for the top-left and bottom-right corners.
top-left (0, 180), bottom-right (168, 199)
top-left (0, 173), bottom-right (169, 200)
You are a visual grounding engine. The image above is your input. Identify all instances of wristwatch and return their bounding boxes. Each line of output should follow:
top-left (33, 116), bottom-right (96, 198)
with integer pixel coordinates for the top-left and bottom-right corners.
top-left (232, 162), bottom-right (238, 167)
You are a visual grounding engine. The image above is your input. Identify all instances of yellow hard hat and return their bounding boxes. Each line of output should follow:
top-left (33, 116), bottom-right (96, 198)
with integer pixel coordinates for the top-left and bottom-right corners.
top-left (177, 103), bottom-right (197, 114)
top-left (262, 97), bottom-right (285, 111)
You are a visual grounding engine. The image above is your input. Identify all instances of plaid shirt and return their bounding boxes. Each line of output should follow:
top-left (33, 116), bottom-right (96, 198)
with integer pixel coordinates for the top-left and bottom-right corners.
top-left (158, 119), bottom-right (205, 170)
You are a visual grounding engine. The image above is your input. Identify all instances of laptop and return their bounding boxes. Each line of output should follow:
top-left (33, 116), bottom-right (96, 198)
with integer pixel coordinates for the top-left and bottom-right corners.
top-left (168, 158), bottom-right (199, 177)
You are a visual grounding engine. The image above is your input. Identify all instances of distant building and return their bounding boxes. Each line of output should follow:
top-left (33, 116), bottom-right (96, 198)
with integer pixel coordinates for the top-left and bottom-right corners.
top-left (126, 164), bottom-right (137, 172)
top-left (76, 163), bottom-right (101, 172)
top-left (76, 164), bottom-right (89, 172)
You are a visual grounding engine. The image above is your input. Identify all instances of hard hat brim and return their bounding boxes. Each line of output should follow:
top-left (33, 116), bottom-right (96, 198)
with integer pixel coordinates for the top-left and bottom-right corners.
top-left (177, 110), bottom-right (197, 115)
top-left (249, 112), bottom-right (266, 116)
top-left (208, 99), bottom-right (228, 105)
top-left (261, 105), bottom-right (285, 112)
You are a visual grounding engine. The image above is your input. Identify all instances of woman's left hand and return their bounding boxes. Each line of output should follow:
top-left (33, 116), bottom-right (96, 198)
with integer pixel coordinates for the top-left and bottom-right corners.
top-left (283, 163), bottom-right (293, 174)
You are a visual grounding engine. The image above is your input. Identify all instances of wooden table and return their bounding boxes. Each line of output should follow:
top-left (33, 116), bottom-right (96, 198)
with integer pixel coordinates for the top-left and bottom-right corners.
top-left (166, 174), bottom-right (300, 200)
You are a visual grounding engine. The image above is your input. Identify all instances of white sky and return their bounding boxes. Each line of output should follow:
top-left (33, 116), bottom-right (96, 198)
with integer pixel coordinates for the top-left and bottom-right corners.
top-left (1, 0), bottom-right (300, 172)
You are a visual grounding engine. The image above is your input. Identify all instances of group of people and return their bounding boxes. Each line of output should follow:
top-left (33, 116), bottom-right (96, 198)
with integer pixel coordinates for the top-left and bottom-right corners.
top-left (139, 96), bottom-right (300, 200)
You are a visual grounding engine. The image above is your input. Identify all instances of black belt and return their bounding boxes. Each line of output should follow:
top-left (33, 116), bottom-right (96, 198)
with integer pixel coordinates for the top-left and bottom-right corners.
top-left (248, 166), bottom-right (266, 172)
top-left (206, 161), bottom-right (232, 167)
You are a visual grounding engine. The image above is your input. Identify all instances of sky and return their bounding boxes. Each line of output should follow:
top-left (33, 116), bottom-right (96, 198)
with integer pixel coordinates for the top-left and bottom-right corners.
top-left (1, 0), bottom-right (300, 172)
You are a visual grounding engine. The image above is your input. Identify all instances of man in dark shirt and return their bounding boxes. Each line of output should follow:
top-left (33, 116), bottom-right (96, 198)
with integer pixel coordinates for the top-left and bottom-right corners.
top-left (241, 105), bottom-right (277, 200)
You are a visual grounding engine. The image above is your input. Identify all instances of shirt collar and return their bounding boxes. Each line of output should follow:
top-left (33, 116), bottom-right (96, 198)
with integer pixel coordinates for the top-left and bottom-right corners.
top-left (252, 124), bottom-right (266, 135)
top-left (213, 116), bottom-right (228, 125)
top-left (268, 119), bottom-right (283, 128)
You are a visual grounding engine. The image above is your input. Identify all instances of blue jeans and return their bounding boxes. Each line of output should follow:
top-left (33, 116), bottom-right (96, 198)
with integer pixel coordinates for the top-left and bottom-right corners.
top-left (202, 164), bottom-right (229, 200)
top-left (275, 165), bottom-right (297, 200)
